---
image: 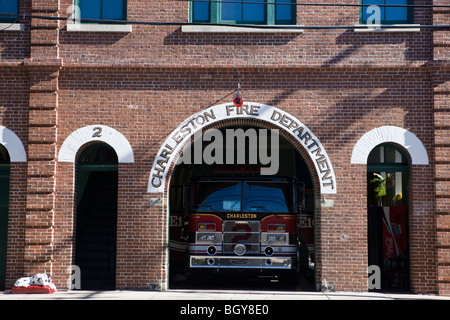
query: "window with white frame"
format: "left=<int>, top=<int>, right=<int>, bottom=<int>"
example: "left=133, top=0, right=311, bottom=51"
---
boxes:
left=191, top=0, right=296, bottom=25
left=75, top=0, right=126, bottom=21
left=360, top=0, right=413, bottom=24
left=0, top=0, right=19, bottom=23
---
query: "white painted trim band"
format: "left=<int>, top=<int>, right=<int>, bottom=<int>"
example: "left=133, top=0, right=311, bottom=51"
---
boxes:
left=0, top=23, right=25, bottom=31
left=67, top=23, right=132, bottom=33
left=353, top=24, right=421, bottom=32
left=181, top=25, right=304, bottom=33
left=351, top=126, right=429, bottom=165
left=0, top=126, right=26, bottom=162
left=58, top=125, right=134, bottom=163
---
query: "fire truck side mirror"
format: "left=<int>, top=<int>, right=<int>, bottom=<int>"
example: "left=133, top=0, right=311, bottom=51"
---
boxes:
left=183, top=184, right=189, bottom=210
left=297, top=181, right=305, bottom=212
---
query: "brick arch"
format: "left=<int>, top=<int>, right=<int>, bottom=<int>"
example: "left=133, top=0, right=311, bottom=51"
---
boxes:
left=58, top=125, right=134, bottom=163
left=148, top=102, right=337, bottom=195
left=351, top=126, right=429, bottom=165
left=0, top=126, right=26, bottom=162
left=159, top=104, right=329, bottom=291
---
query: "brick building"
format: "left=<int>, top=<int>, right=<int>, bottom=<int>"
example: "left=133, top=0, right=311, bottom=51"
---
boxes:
left=0, top=0, right=449, bottom=294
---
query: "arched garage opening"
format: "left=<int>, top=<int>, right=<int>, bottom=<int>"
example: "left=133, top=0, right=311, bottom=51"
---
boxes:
left=148, top=102, right=337, bottom=291
left=167, top=121, right=316, bottom=290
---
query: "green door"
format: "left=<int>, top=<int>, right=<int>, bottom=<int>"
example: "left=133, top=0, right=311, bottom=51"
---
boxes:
left=367, top=144, right=410, bottom=291
left=75, top=143, right=118, bottom=290
left=0, top=146, right=10, bottom=290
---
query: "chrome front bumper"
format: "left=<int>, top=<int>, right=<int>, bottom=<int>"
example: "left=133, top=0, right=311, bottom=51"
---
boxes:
left=189, top=255, right=293, bottom=269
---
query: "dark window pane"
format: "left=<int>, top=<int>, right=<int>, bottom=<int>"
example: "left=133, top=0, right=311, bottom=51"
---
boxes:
left=103, top=0, right=125, bottom=20
left=368, top=145, right=406, bottom=164
left=384, top=145, right=406, bottom=164
left=367, top=146, right=382, bottom=163
left=80, top=0, right=101, bottom=19
left=276, top=0, right=292, bottom=23
left=222, top=0, right=242, bottom=21
left=385, top=0, right=407, bottom=21
left=243, top=0, right=264, bottom=22
left=0, top=0, right=18, bottom=22
left=0, top=0, right=18, bottom=14
left=193, top=1, right=210, bottom=21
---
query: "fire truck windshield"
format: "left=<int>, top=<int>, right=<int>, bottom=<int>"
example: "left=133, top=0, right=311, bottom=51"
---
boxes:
left=191, top=180, right=293, bottom=213
left=243, top=182, right=290, bottom=212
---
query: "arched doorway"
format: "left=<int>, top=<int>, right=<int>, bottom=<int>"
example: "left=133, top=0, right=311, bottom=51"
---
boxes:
left=0, top=145, right=10, bottom=290
left=168, top=123, right=316, bottom=290
left=367, top=144, right=410, bottom=291
left=148, top=102, right=337, bottom=291
left=74, top=142, right=118, bottom=290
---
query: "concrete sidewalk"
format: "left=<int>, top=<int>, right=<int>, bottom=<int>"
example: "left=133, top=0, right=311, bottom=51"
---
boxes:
left=1, top=289, right=449, bottom=300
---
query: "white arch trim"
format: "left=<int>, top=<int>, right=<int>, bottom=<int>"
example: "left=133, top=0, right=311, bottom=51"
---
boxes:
left=351, top=126, right=429, bottom=165
left=58, top=125, right=134, bottom=163
left=148, top=102, right=337, bottom=194
left=0, top=126, right=26, bottom=162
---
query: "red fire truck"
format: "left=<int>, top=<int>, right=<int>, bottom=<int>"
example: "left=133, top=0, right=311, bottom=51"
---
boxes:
left=187, top=176, right=304, bottom=277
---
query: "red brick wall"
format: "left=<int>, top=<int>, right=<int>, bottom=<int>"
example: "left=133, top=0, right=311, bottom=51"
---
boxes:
left=0, top=0, right=447, bottom=294
left=54, top=68, right=436, bottom=292
left=433, top=0, right=450, bottom=296
left=4, top=163, right=27, bottom=287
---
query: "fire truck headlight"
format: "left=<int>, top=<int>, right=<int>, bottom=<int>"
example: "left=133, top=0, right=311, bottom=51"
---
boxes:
left=197, top=233, right=216, bottom=242
left=268, top=224, right=285, bottom=232
left=267, top=234, right=286, bottom=243
left=198, top=223, right=216, bottom=231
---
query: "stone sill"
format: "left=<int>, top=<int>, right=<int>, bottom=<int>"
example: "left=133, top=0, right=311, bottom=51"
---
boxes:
left=181, top=25, right=304, bottom=33
left=66, top=23, right=132, bottom=33
left=0, top=23, right=25, bottom=31
left=353, top=24, right=421, bottom=32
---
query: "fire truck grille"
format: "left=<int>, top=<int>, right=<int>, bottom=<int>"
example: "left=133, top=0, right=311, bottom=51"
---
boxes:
left=223, top=221, right=260, bottom=255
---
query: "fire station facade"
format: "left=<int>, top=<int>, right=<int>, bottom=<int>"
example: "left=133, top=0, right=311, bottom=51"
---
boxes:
left=0, top=0, right=449, bottom=294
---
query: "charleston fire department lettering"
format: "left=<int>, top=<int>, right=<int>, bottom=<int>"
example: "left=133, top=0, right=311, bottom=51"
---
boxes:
left=149, top=102, right=337, bottom=194
left=270, top=110, right=334, bottom=190
left=150, top=110, right=216, bottom=188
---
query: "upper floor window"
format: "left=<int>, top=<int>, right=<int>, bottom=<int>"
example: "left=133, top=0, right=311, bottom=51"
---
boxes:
left=360, top=0, right=413, bottom=24
left=76, top=0, right=126, bottom=21
left=191, top=0, right=296, bottom=25
left=0, top=0, right=19, bottom=23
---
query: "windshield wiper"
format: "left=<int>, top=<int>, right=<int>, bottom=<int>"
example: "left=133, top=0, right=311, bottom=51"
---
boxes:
left=246, top=205, right=269, bottom=211
left=197, top=204, right=216, bottom=211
